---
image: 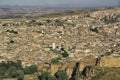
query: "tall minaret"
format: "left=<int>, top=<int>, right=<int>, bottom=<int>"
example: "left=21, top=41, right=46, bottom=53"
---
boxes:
left=52, top=43, right=56, bottom=49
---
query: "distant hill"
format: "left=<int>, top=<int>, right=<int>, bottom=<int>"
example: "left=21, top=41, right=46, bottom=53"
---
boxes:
left=0, top=4, right=119, bottom=9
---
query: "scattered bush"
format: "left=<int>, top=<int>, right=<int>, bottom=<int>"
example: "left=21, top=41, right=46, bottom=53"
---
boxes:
left=90, top=27, right=98, bottom=33
left=0, top=61, right=36, bottom=80
left=55, top=70, right=68, bottom=80
left=50, top=49, right=61, bottom=54
left=2, top=23, right=8, bottom=26
left=51, top=58, right=59, bottom=64
left=0, top=67, right=7, bottom=79
left=6, top=30, right=18, bottom=34
left=24, top=65, right=38, bottom=74
left=54, top=19, right=63, bottom=26
left=0, top=61, right=23, bottom=79
left=0, top=61, right=22, bottom=69
left=38, top=72, right=57, bottom=80
left=103, top=16, right=118, bottom=24
left=16, top=70, right=24, bottom=80
left=36, top=22, right=43, bottom=26
left=0, top=62, right=7, bottom=69
left=8, top=66, right=17, bottom=78
left=62, top=51, right=69, bottom=57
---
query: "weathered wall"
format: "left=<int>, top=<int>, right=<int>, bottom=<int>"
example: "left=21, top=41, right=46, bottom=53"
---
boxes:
left=79, top=57, right=97, bottom=71
left=100, top=57, right=120, bottom=67
left=37, top=58, right=97, bottom=78
left=29, top=56, right=120, bottom=78
left=37, top=61, right=77, bottom=78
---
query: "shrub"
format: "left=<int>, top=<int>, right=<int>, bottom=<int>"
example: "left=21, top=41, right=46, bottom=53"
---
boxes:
left=2, top=23, right=8, bottom=26
left=24, top=65, right=38, bottom=74
left=47, top=76, right=57, bottom=80
left=62, top=51, right=69, bottom=57
left=55, top=70, right=68, bottom=80
left=16, top=70, right=24, bottom=80
left=38, top=72, right=49, bottom=80
left=90, top=27, right=98, bottom=33
left=0, top=61, right=23, bottom=79
left=54, top=19, right=63, bottom=26
left=0, top=62, right=7, bottom=69
left=9, top=40, right=15, bottom=44
left=5, top=61, right=22, bottom=69
left=69, top=45, right=76, bottom=51
left=38, top=72, right=57, bottom=80
left=51, top=58, right=59, bottom=64
left=0, top=67, right=7, bottom=79
left=6, top=30, right=18, bottom=34
left=50, top=49, right=61, bottom=54
left=36, top=22, right=43, bottom=26
left=7, top=66, right=17, bottom=78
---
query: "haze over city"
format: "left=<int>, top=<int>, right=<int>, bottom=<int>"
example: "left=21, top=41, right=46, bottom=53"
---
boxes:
left=0, top=0, right=119, bottom=8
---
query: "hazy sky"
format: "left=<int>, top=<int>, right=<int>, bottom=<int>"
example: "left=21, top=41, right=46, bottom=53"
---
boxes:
left=0, top=0, right=119, bottom=7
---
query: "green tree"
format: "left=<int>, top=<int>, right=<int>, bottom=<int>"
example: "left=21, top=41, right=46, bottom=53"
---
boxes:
left=38, top=72, right=57, bottom=80
left=51, top=58, right=59, bottom=64
left=48, top=76, right=57, bottom=80
left=55, top=70, right=68, bottom=80
left=62, top=51, right=69, bottom=57
left=24, top=65, right=38, bottom=74
left=0, top=67, right=7, bottom=79
left=0, top=61, right=7, bottom=69
left=16, top=70, right=24, bottom=80
left=7, top=66, right=17, bottom=78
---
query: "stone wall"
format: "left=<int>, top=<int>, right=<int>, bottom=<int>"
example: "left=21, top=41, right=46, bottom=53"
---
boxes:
left=37, top=61, right=77, bottom=78
left=100, top=57, right=120, bottom=67
left=24, top=56, right=120, bottom=79
left=37, top=58, right=97, bottom=78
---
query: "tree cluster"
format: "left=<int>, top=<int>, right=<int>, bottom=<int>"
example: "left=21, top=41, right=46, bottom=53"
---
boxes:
left=0, top=61, right=38, bottom=80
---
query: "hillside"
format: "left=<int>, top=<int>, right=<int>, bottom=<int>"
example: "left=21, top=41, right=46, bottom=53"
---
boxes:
left=0, top=7, right=120, bottom=80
